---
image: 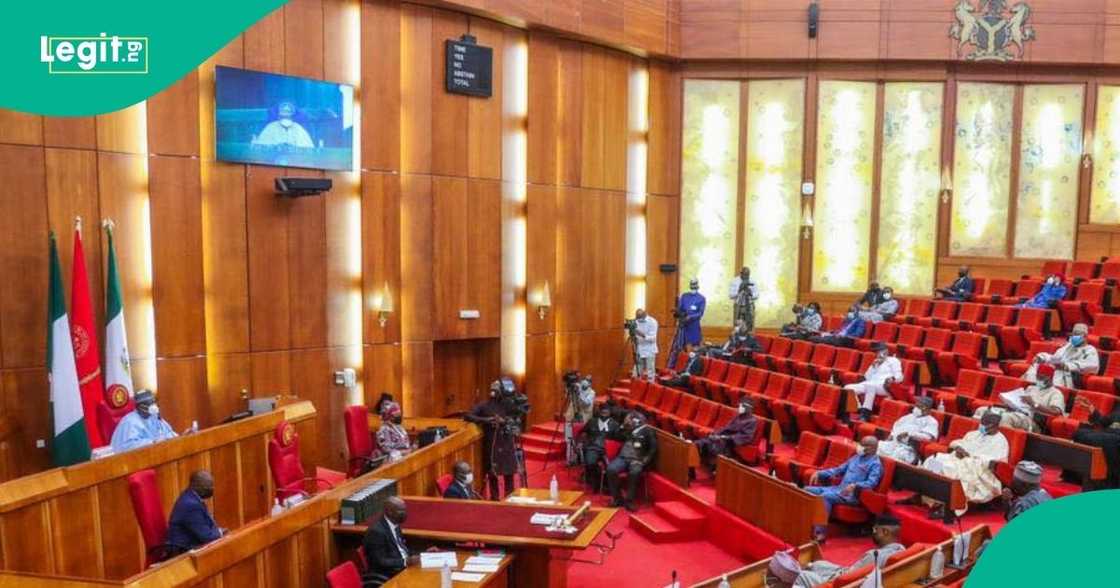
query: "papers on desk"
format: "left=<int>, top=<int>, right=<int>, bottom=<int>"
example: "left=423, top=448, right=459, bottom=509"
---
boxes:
left=506, top=495, right=555, bottom=505
left=451, top=572, right=486, bottom=583
left=999, top=390, right=1031, bottom=414
left=530, top=512, right=567, bottom=526
left=463, top=555, right=503, bottom=573
left=419, top=551, right=458, bottom=569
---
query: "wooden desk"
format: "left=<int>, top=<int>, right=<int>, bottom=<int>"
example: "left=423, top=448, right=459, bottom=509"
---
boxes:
left=506, top=488, right=584, bottom=506
left=383, top=551, right=514, bottom=587
left=653, top=420, right=782, bottom=488
left=890, top=461, right=967, bottom=513
left=715, top=456, right=827, bottom=546
left=690, top=543, right=822, bottom=588
left=0, top=401, right=316, bottom=580
left=836, top=524, right=992, bottom=588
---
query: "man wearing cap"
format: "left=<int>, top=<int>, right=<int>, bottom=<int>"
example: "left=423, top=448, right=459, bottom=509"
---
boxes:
left=678, top=278, right=707, bottom=351
left=878, top=397, right=939, bottom=464
left=844, top=342, right=903, bottom=421
left=805, top=436, right=882, bottom=519
left=1003, top=460, right=1051, bottom=522
left=109, top=389, right=180, bottom=453
left=1022, top=323, right=1099, bottom=389
left=973, top=363, right=1065, bottom=433
left=376, top=401, right=412, bottom=461
left=729, top=267, right=758, bottom=333
left=765, top=515, right=904, bottom=587
left=694, top=398, right=758, bottom=474
left=919, top=411, right=1009, bottom=517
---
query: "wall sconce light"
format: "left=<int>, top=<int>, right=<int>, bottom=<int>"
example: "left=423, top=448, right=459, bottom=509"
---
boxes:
left=1083, top=128, right=1094, bottom=170
left=800, top=201, right=813, bottom=240
left=940, top=166, right=953, bottom=204
left=535, top=281, right=552, bottom=320
left=370, top=281, right=394, bottom=327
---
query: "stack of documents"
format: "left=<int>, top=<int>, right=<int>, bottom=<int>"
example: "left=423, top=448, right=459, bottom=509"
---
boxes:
left=530, top=512, right=567, bottom=526
left=462, top=554, right=504, bottom=574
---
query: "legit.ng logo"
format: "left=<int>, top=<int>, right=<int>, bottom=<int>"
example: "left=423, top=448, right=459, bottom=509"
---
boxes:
left=39, top=33, right=148, bottom=74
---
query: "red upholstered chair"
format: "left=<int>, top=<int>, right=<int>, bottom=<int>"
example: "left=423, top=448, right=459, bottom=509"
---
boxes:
left=711, top=363, right=750, bottom=404
left=617, top=378, right=650, bottom=409
left=1071, top=261, right=1100, bottom=283
left=967, top=374, right=1026, bottom=413
left=854, top=398, right=911, bottom=439
left=970, top=277, right=987, bottom=299
left=343, top=405, right=383, bottom=478
left=770, top=378, right=816, bottom=433
left=832, top=458, right=896, bottom=526
left=799, top=438, right=856, bottom=485
left=975, top=304, right=1018, bottom=335
left=893, top=299, right=932, bottom=324
left=691, top=358, right=728, bottom=399
left=838, top=352, right=876, bottom=385
left=97, top=385, right=135, bottom=445
left=821, top=347, right=861, bottom=382
left=1095, top=260, right=1120, bottom=285
left=1059, top=282, right=1106, bottom=331
left=127, top=469, right=173, bottom=568
left=683, top=399, right=721, bottom=438
left=781, top=340, right=815, bottom=373
left=917, top=301, right=960, bottom=328
left=1088, top=314, right=1120, bottom=350
left=697, top=406, right=738, bottom=439
left=663, top=394, right=699, bottom=432
left=887, top=324, right=925, bottom=357
left=854, top=321, right=899, bottom=351
left=435, top=473, right=454, bottom=496
left=921, top=415, right=977, bottom=458
left=998, top=308, right=1049, bottom=358
left=326, top=561, right=363, bottom=588
left=1039, top=260, right=1067, bottom=278
left=827, top=543, right=929, bottom=587
left=953, top=303, right=987, bottom=332
left=1086, top=351, right=1120, bottom=394
left=1050, top=390, right=1117, bottom=439
left=754, top=333, right=775, bottom=353
left=752, top=373, right=792, bottom=418
left=268, top=421, right=346, bottom=502
left=795, top=383, right=843, bottom=435
left=905, top=328, right=951, bottom=362
left=771, top=431, right=829, bottom=483
left=1003, top=340, right=1062, bottom=378
left=934, top=332, right=985, bottom=386
left=993, top=426, right=1028, bottom=486
left=647, top=387, right=683, bottom=426
left=1011, top=278, right=1044, bottom=303
left=973, top=278, right=1014, bottom=304
left=638, top=384, right=664, bottom=412
left=934, top=369, right=991, bottom=415
left=759, top=338, right=794, bottom=371
left=794, top=344, right=836, bottom=380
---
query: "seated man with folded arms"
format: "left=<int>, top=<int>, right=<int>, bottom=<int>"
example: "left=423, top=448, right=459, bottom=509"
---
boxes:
left=805, top=437, right=882, bottom=524
left=694, top=398, right=758, bottom=474
left=166, top=470, right=227, bottom=557
left=579, top=403, right=621, bottom=493
left=973, top=363, right=1064, bottom=433
left=110, top=389, right=185, bottom=453
left=765, top=515, right=904, bottom=588
left=878, top=396, right=939, bottom=465
left=1072, top=398, right=1120, bottom=489
left=1023, top=323, right=1099, bottom=388
left=915, top=411, right=1009, bottom=520
left=844, top=342, right=903, bottom=422
left=856, top=287, right=899, bottom=323
left=1003, top=460, right=1051, bottom=522
left=935, top=265, right=975, bottom=301
left=1017, top=273, right=1067, bottom=309
left=809, top=310, right=866, bottom=349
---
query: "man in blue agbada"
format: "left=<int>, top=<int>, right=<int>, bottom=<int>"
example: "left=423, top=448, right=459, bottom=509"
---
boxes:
left=805, top=436, right=882, bottom=522
left=1018, top=273, right=1067, bottom=309
left=677, top=278, right=707, bottom=350
left=110, top=389, right=180, bottom=453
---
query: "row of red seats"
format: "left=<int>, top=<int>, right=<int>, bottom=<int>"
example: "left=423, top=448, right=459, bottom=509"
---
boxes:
left=903, top=286, right=1106, bottom=333
left=1003, top=340, right=1120, bottom=394
left=1035, top=258, right=1120, bottom=285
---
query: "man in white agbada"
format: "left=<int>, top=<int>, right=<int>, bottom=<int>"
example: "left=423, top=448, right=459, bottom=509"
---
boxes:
left=878, top=396, right=939, bottom=464
left=764, top=515, right=904, bottom=588
left=973, top=363, right=1065, bottom=433
left=846, top=341, right=903, bottom=421
left=252, top=101, right=314, bottom=148
left=1021, top=323, right=1099, bottom=389
left=632, top=309, right=658, bottom=382
left=920, top=412, right=1009, bottom=516
left=110, top=389, right=180, bottom=454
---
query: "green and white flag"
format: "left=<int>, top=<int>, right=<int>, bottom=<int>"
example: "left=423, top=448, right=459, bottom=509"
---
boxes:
left=103, top=221, right=132, bottom=408
left=49, top=233, right=91, bottom=466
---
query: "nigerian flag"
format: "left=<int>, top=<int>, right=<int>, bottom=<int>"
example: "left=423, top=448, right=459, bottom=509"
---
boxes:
left=49, top=234, right=91, bottom=466
left=103, top=223, right=133, bottom=409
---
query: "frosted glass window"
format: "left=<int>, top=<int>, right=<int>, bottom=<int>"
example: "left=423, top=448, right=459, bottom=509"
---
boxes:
left=950, top=83, right=1014, bottom=256
left=877, top=83, right=942, bottom=295
left=680, top=80, right=740, bottom=326
left=812, top=81, right=876, bottom=292
left=1091, top=86, right=1120, bottom=224
left=743, top=79, right=804, bottom=327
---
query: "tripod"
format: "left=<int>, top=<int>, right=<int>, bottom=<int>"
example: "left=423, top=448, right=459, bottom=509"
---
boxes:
left=613, top=330, right=641, bottom=383
left=666, top=316, right=686, bottom=370
left=538, top=384, right=580, bottom=474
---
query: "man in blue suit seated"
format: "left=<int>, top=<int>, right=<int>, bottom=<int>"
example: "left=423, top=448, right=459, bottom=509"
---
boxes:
left=804, top=436, right=882, bottom=537
left=442, top=461, right=479, bottom=499
left=167, top=470, right=226, bottom=555
left=809, top=311, right=866, bottom=348
left=1018, top=273, right=1067, bottom=309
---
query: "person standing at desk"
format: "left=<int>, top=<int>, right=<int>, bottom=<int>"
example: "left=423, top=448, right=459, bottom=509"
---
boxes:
left=362, top=497, right=417, bottom=584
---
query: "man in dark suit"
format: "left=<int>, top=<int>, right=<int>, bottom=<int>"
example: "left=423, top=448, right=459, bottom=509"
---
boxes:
left=166, top=470, right=226, bottom=556
left=606, top=412, right=657, bottom=511
left=579, top=403, right=621, bottom=493
left=442, top=461, right=479, bottom=499
left=936, top=265, right=975, bottom=301
left=362, top=496, right=417, bottom=583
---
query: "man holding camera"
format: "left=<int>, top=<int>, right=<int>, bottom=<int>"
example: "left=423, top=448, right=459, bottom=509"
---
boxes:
left=630, top=309, right=659, bottom=382
left=465, top=377, right=528, bottom=499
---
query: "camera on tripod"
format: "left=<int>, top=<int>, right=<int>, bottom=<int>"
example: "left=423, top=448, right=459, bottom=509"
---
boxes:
left=492, top=377, right=530, bottom=433
left=623, top=318, right=638, bottom=337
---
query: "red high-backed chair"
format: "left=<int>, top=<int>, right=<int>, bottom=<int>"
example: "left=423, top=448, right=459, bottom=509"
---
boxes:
left=770, top=378, right=816, bottom=433
left=975, top=305, right=1018, bottom=335
left=934, top=332, right=985, bottom=385
left=771, top=431, right=829, bottom=483
left=921, top=415, right=978, bottom=458
left=953, top=303, right=987, bottom=331
left=934, top=369, right=991, bottom=415
left=974, top=279, right=1014, bottom=304
left=1059, top=282, right=1106, bottom=331
left=998, top=308, right=1049, bottom=358
left=794, top=344, right=836, bottom=380
left=822, top=348, right=861, bottom=382
left=97, top=385, right=135, bottom=445
left=838, top=352, right=876, bottom=385
left=1095, top=260, right=1120, bottom=285
left=1088, top=314, right=1120, bottom=350
left=436, top=473, right=454, bottom=496
left=711, top=363, right=750, bottom=404
left=326, top=561, right=363, bottom=588
left=905, top=328, right=952, bottom=363
left=832, top=459, right=896, bottom=526
left=799, top=438, right=856, bottom=485
left=855, top=321, right=899, bottom=351
left=795, top=383, right=843, bottom=435
left=343, top=405, right=383, bottom=478
left=733, top=418, right=770, bottom=466
left=752, top=373, right=792, bottom=418
left=1086, top=351, right=1120, bottom=394
left=663, top=394, right=700, bottom=431
left=1070, top=260, right=1100, bottom=283
left=1049, top=391, right=1117, bottom=439
left=702, top=405, right=739, bottom=438
left=893, top=299, right=932, bottom=324
left=690, top=358, right=727, bottom=399
left=917, top=301, right=960, bottom=327
left=854, top=399, right=910, bottom=439
left=268, top=421, right=346, bottom=502
left=616, top=378, right=648, bottom=408
left=647, top=387, right=683, bottom=427
left=127, top=469, right=174, bottom=568
left=993, top=426, right=1028, bottom=486
left=1039, top=260, right=1067, bottom=278
left=759, top=338, right=794, bottom=371
left=784, top=340, right=815, bottom=371
left=967, top=375, right=1025, bottom=413
left=683, top=399, right=721, bottom=438
left=970, top=277, right=987, bottom=299
left=887, top=324, right=925, bottom=357
left=1011, top=279, right=1044, bottom=303
left=1003, top=340, right=1062, bottom=378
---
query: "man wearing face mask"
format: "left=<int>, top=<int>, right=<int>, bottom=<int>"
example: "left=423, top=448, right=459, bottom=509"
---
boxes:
left=109, top=389, right=181, bottom=454
left=166, top=470, right=226, bottom=556
left=443, top=461, right=480, bottom=500
left=877, top=396, right=939, bottom=464
left=729, top=267, right=759, bottom=333
left=844, top=342, right=903, bottom=421
left=606, top=412, right=657, bottom=511
left=362, top=496, right=418, bottom=583
left=765, top=515, right=903, bottom=587
left=252, top=100, right=315, bottom=148
left=376, top=401, right=412, bottom=461
left=464, top=380, right=523, bottom=499
left=723, top=319, right=763, bottom=357
left=632, top=309, right=659, bottom=382
left=974, top=363, right=1065, bottom=433
left=579, top=404, right=620, bottom=493
left=662, top=348, right=706, bottom=389
left=694, top=398, right=758, bottom=474
left=856, top=287, right=899, bottom=323
left=805, top=436, right=882, bottom=521
left=781, top=303, right=822, bottom=340
left=858, top=281, right=885, bottom=308
left=936, top=266, right=975, bottom=301
left=1022, top=323, right=1099, bottom=389
left=1018, top=273, right=1068, bottom=309
left=678, top=279, right=707, bottom=351
left=919, top=411, right=1009, bottom=517
left=809, top=310, right=866, bottom=348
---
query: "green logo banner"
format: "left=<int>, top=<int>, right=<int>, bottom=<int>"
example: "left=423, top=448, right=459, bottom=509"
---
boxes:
left=2, top=0, right=288, bottom=115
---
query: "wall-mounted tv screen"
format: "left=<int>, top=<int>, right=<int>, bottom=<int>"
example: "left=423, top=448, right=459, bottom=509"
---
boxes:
left=215, top=66, right=354, bottom=171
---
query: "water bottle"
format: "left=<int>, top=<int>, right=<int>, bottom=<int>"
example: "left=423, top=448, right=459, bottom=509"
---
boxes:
left=440, top=561, right=452, bottom=588
left=937, top=398, right=946, bottom=413
left=270, top=498, right=283, bottom=517
left=549, top=474, right=560, bottom=502
left=191, top=420, right=199, bottom=433
left=929, top=548, right=945, bottom=579
left=717, top=574, right=731, bottom=588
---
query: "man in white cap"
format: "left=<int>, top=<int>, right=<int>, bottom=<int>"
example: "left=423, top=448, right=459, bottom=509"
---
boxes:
left=765, top=515, right=904, bottom=587
left=1022, top=323, right=1099, bottom=389
left=845, top=341, right=903, bottom=421
left=631, top=309, right=658, bottom=382
left=109, top=389, right=180, bottom=453
left=1003, top=460, right=1051, bottom=522
left=877, top=396, right=939, bottom=464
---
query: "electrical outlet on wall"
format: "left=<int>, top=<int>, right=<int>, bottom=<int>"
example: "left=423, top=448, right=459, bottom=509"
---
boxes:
left=334, top=368, right=356, bottom=388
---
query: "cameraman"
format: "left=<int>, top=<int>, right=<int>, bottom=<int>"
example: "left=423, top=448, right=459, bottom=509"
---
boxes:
left=562, top=373, right=596, bottom=424
left=631, top=309, right=659, bottom=381
left=464, top=378, right=527, bottom=499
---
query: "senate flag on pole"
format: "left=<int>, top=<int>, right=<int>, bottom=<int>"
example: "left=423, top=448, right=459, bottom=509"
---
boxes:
left=69, top=219, right=106, bottom=447
left=49, top=234, right=92, bottom=466
left=103, top=221, right=133, bottom=413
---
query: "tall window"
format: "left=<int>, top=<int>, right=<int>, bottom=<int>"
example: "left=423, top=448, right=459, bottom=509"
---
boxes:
left=950, top=83, right=1015, bottom=257
left=1091, top=85, right=1120, bottom=224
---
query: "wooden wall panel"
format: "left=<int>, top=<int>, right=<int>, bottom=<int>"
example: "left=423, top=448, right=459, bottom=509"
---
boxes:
left=362, top=0, right=402, bottom=172
left=362, top=172, right=403, bottom=345
left=243, top=6, right=286, bottom=72
left=401, top=4, right=435, bottom=174
left=524, top=333, right=557, bottom=425
left=287, top=184, right=329, bottom=350
left=430, top=10, right=472, bottom=177
left=246, top=166, right=292, bottom=351
left=206, top=353, right=253, bottom=427
left=42, top=117, right=96, bottom=150
left=467, top=17, right=506, bottom=180
left=285, top=0, right=325, bottom=79
left=146, top=71, right=201, bottom=157
left=43, top=148, right=102, bottom=328
left=201, top=162, right=250, bottom=355
left=364, top=343, right=403, bottom=404
left=645, top=193, right=679, bottom=322
left=647, top=61, right=681, bottom=197
left=580, top=47, right=629, bottom=191
left=156, top=357, right=209, bottom=431
left=0, top=111, right=42, bottom=146
left=527, top=33, right=560, bottom=185
left=526, top=184, right=558, bottom=336
left=98, top=477, right=144, bottom=578
left=149, top=156, right=206, bottom=357
left=402, top=341, right=435, bottom=416
left=400, top=174, right=434, bottom=342
left=0, top=369, right=50, bottom=476
left=0, top=145, right=49, bottom=369
left=95, top=103, right=146, bottom=155
left=433, top=339, right=501, bottom=415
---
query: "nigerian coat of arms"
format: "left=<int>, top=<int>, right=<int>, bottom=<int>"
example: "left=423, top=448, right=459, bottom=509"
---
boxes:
left=950, top=0, right=1036, bottom=62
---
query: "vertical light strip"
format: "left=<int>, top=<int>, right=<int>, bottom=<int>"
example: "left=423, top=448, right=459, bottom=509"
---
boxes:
left=132, top=101, right=158, bottom=391
left=501, top=32, right=529, bottom=377
left=626, top=63, right=649, bottom=314
left=1091, top=86, right=1120, bottom=223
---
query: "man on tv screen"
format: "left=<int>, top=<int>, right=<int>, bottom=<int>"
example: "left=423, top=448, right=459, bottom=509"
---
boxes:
left=252, top=100, right=314, bottom=148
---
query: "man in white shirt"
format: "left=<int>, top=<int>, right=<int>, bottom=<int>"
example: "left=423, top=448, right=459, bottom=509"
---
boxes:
left=252, top=101, right=314, bottom=148
left=632, top=309, right=659, bottom=382
left=845, top=342, right=904, bottom=420
left=878, top=396, right=940, bottom=464
left=1022, top=323, right=1099, bottom=389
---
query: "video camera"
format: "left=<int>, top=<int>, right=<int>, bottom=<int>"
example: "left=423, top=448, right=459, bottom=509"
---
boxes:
left=623, top=318, right=638, bottom=337
left=491, top=377, right=530, bottom=432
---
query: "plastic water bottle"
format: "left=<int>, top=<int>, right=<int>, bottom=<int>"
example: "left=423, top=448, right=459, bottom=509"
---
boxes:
left=549, top=474, right=560, bottom=502
left=937, top=398, right=946, bottom=413
left=440, top=561, right=452, bottom=588
left=929, top=548, right=945, bottom=579
left=717, top=574, right=731, bottom=588
left=270, top=498, right=283, bottom=517
left=191, top=420, right=199, bottom=433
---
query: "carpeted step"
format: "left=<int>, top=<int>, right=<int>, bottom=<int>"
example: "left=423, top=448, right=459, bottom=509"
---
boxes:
left=522, top=444, right=565, bottom=460
left=530, top=422, right=564, bottom=435
left=652, top=501, right=706, bottom=536
left=628, top=511, right=689, bottom=543
left=521, top=431, right=565, bottom=449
